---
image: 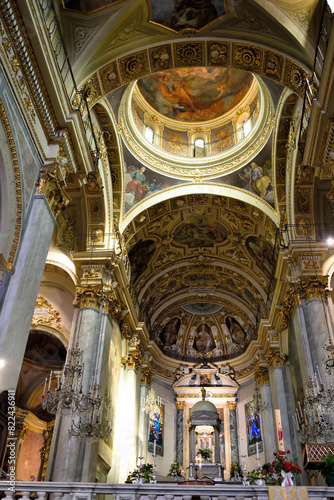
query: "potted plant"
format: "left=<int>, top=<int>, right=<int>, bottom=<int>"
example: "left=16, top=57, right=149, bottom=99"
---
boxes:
left=197, top=447, right=213, bottom=462
left=320, top=451, right=334, bottom=486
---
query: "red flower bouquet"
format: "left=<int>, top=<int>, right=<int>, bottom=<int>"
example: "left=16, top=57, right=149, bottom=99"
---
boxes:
left=271, top=450, right=302, bottom=484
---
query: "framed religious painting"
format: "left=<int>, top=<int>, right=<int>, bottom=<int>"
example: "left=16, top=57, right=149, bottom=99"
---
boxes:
left=245, top=401, right=263, bottom=456
left=148, top=403, right=164, bottom=456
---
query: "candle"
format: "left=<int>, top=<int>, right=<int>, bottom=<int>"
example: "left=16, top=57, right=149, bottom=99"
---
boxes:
left=140, top=440, right=142, bottom=458
left=43, top=377, right=47, bottom=397
left=241, top=439, right=245, bottom=457
left=256, top=442, right=259, bottom=459
left=48, top=371, right=52, bottom=391
left=153, top=439, right=156, bottom=456
left=57, top=371, right=60, bottom=389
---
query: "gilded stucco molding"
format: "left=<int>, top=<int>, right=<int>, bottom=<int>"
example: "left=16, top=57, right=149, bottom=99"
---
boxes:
left=227, top=401, right=237, bottom=410
left=0, top=98, right=22, bottom=267
left=175, top=401, right=185, bottom=410
left=255, top=366, right=269, bottom=387
left=141, top=353, right=154, bottom=387
left=301, top=276, right=328, bottom=301
left=265, top=347, right=286, bottom=367
left=31, top=296, right=62, bottom=332
left=122, top=335, right=142, bottom=371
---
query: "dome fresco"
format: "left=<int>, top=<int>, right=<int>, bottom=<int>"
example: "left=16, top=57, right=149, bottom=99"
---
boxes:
left=136, top=67, right=254, bottom=122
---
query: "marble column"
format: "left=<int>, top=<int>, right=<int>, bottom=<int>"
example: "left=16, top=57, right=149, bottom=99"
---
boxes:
left=175, top=401, right=185, bottom=466
left=267, top=351, right=297, bottom=459
left=0, top=195, right=56, bottom=392
left=227, top=401, right=238, bottom=465
left=303, top=285, right=332, bottom=388
left=255, top=367, right=275, bottom=463
left=110, top=335, right=142, bottom=483
left=49, top=283, right=115, bottom=483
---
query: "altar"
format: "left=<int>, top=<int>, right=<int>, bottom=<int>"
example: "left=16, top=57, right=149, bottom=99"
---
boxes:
left=188, top=462, right=224, bottom=482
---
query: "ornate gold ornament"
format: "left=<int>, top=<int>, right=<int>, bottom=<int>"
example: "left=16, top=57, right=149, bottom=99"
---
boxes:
left=122, top=335, right=142, bottom=371
left=208, top=42, right=228, bottom=66
left=0, top=98, right=22, bottom=268
left=150, top=46, right=172, bottom=71
left=234, top=45, right=261, bottom=71
left=265, top=347, right=285, bottom=367
left=227, top=401, right=237, bottom=410
left=40, top=422, right=54, bottom=481
left=301, top=277, right=328, bottom=301
left=173, top=42, right=204, bottom=66
left=175, top=401, right=185, bottom=410
left=255, top=366, right=269, bottom=387
left=119, top=50, right=149, bottom=84
left=276, top=289, right=298, bottom=330
left=32, top=296, right=62, bottom=331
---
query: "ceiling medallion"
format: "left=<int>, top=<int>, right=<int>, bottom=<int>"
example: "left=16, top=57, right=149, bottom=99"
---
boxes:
left=119, top=74, right=273, bottom=180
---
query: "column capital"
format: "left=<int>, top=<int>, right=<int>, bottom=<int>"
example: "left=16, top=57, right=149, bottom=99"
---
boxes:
left=265, top=347, right=287, bottom=367
left=301, top=276, right=328, bottom=301
left=255, top=366, right=269, bottom=387
left=74, top=284, right=121, bottom=316
left=227, top=401, right=237, bottom=410
left=175, top=401, right=185, bottom=410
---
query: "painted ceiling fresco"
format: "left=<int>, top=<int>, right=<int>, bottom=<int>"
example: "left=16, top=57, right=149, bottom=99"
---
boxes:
left=137, top=68, right=253, bottom=122
left=148, top=0, right=226, bottom=32
left=125, top=194, right=278, bottom=362
left=123, top=139, right=274, bottom=213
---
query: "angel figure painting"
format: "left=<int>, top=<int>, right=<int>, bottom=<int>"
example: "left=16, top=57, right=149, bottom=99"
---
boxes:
left=137, top=68, right=253, bottom=123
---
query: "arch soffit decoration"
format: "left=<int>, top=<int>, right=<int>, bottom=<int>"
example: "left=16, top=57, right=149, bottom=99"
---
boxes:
left=0, top=98, right=21, bottom=269
left=77, top=40, right=310, bottom=231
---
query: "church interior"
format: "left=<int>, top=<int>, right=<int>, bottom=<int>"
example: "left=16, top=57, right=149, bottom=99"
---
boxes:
left=1, top=0, right=334, bottom=490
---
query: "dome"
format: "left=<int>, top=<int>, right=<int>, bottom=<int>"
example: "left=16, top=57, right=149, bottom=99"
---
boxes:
left=190, top=399, right=218, bottom=415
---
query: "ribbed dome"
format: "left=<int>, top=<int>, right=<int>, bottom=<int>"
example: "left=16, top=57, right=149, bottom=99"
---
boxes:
left=190, top=400, right=218, bottom=414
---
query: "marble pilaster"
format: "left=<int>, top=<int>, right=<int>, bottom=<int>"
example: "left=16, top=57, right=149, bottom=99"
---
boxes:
left=175, top=401, right=185, bottom=466
left=227, top=402, right=238, bottom=465
left=0, top=195, right=56, bottom=392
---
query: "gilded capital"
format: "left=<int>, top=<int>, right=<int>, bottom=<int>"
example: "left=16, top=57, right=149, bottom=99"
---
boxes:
left=255, top=366, right=269, bottom=387
left=301, top=277, right=328, bottom=301
left=227, top=401, right=237, bottom=410
left=175, top=401, right=185, bottom=410
left=265, top=347, right=285, bottom=367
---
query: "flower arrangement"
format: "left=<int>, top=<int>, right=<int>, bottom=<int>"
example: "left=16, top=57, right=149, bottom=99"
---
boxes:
left=245, top=468, right=266, bottom=485
left=197, top=447, right=213, bottom=461
left=270, top=450, right=302, bottom=484
left=230, top=462, right=243, bottom=479
left=167, top=460, right=183, bottom=478
left=127, top=463, right=154, bottom=483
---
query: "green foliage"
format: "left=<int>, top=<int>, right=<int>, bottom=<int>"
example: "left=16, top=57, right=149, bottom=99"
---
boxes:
left=320, top=452, right=334, bottom=477
left=197, top=448, right=213, bottom=460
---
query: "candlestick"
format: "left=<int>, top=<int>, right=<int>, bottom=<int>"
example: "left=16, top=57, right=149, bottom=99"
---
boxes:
left=153, top=439, right=156, bottom=456
left=256, top=441, right=259, bottom=459
left=241, top=438, right=245, bottom=457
